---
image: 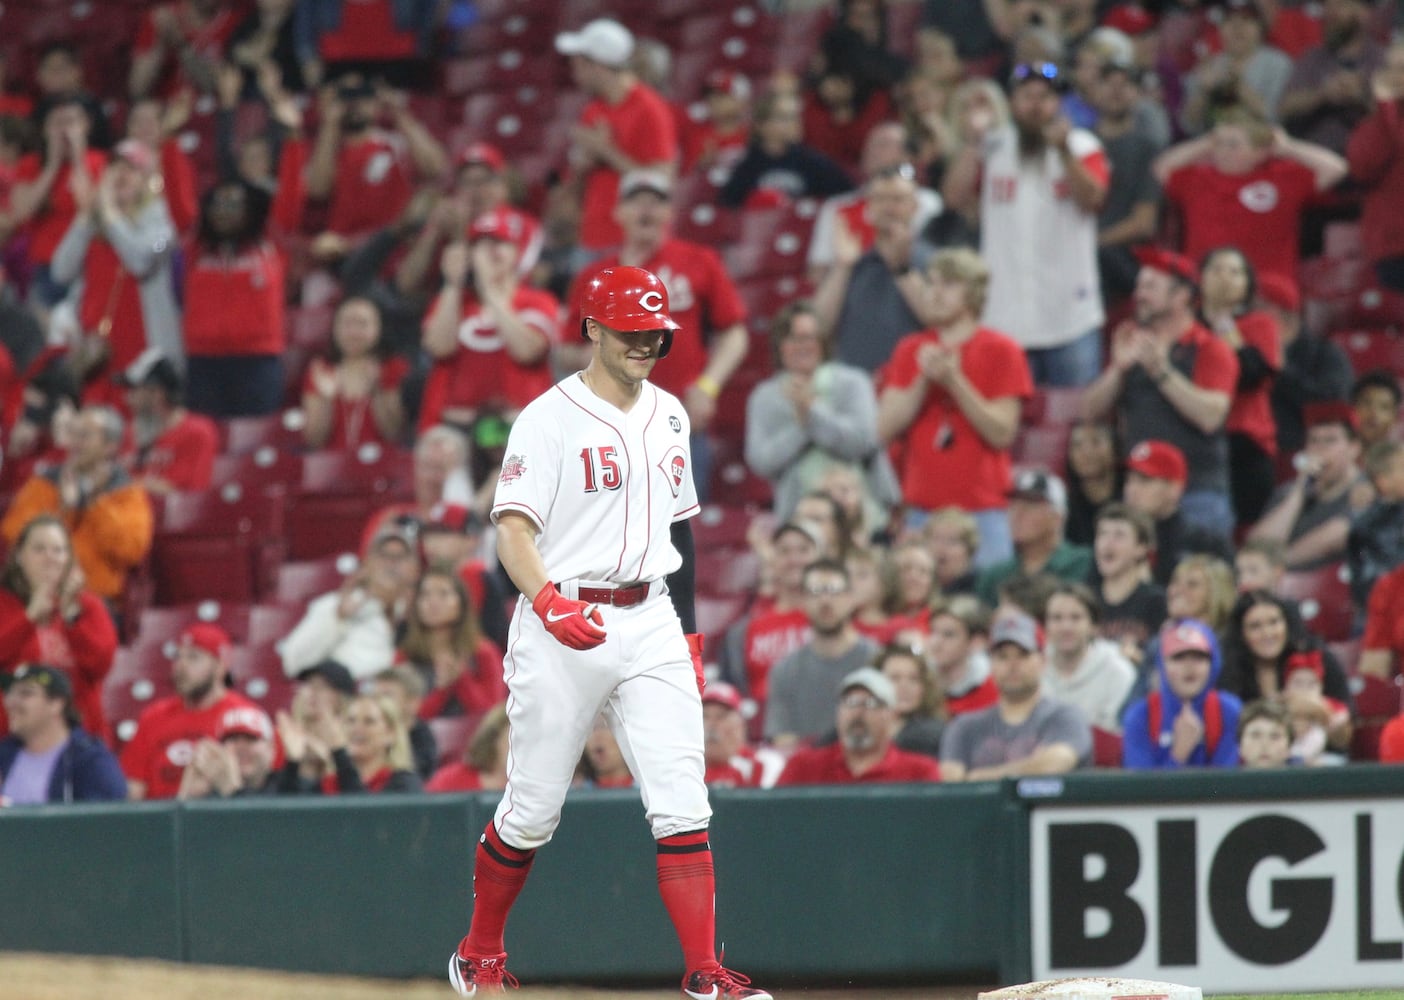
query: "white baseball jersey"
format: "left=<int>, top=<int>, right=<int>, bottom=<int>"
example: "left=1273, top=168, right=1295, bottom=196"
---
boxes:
left=978, top=124, right=1107, bottom=349
left=491, top=373, right=701, bottom=584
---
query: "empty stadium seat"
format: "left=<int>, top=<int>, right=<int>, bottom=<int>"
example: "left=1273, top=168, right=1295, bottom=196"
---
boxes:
left=273, top=555, right=360, bottom=610
left=137, top=602, right=252, bottom=647
left=247, top=603, right=305, bottom=650
left=1012, top=426, right=1070, bottom=473
left=1277, top=562, right=1354, bottom=642
left=696, top=595, right=749, bottom=643
left=692, top=504, right=760, bottom=551
left=211, top=449, right=303, bottom=498
left=1328, top=329, right=1404, bottom=377
left=222, top=411, right=309, bottom=456
left=429, top=713, right=488, bottom=768
left=230, top=645, right=298, bottom=716
left=104, top=646, right=176, bottom=746
left=1348, top=674, right=1404, bottom=761
left=287, top=447, right=415, bottom=560
left=152, top=488, right=287, bottom=605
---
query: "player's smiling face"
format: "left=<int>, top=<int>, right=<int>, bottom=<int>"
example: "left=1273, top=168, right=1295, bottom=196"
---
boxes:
left=592, top=321, right=665, bottom=388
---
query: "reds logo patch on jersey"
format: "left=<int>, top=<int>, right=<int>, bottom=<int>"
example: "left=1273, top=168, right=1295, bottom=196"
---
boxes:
left=658, top=445, right=687, bottom=498
left=500, top=454, right=527, bottom=484
left=1238, top=180, right=1280, bottom=213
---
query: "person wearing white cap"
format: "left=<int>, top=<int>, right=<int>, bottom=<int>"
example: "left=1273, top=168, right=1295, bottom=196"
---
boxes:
left=554, top=17, right=679, bottom=250
left=975, top=469, right=1094, bottom=606
left=775, top=665, right=942, bottom=785
left=939, top=609, right=1093, bottom=781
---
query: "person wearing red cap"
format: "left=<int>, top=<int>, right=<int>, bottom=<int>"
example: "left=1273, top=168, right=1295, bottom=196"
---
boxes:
left=396, top=142, right=543, bottom=298
left=1248, top=400, right=1374, bottom=569
left=701, top=682, right=766, bottom=788
left=1281, top=648, right=1353, bottom=763
left=1120, top=618, right=1242, bottom=769
left=682, top=70, right=753, bottom=173
left=418, top=208, right=562, bottom=443
left=1152, top=106, right=1347, bottom=285
left=120, top=624, right=262, bottom=800
left=1122, top=439, right=1235, bottom=586
left=1082, top=245, right=1240, bottom=539
left=448, top=264, right=771, bottom=1000
left=1346, top=38, right=1404, bottom=293
left=555, top=17, right=679, bottom=251
left=1264, top=272, right=1355, bottom=459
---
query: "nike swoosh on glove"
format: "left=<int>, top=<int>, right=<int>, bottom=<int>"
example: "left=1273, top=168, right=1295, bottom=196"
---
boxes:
left=685, top=633, right=705, bottom=695
left=532, top=582, right=607, bottom=650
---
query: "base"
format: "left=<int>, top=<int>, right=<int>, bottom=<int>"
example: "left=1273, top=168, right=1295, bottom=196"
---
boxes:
left=979, top=977, right=1203, bottom=1000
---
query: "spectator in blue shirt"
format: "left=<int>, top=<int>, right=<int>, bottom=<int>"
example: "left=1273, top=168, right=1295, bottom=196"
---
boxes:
left=1121, top=619, right=1242, bottom=769
left=0, top=664, right=126, bottom=804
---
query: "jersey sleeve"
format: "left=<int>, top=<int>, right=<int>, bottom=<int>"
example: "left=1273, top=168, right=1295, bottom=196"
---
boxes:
left=490, top=405, right=561, bottom=532
left=672, top=402, right=700, bottom=522
left=877, top=335, right=923, bottom=392
left=1190, top=334, right=1241, bottom=394
left=1069, top=128, right=1111, bottom=187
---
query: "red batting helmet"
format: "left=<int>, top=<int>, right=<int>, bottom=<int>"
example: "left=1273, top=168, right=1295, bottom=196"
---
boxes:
left=579, top=266, right=681, bottom=358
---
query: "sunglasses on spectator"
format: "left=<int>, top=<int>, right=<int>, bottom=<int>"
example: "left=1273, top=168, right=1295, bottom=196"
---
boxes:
left=1010, top=62, right=1064, bottom=89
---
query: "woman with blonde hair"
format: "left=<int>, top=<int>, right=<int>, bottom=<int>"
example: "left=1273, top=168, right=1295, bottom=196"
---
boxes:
left=51, top=137, right=181, bottom=404
left=322, top=693, right=422, bottom=794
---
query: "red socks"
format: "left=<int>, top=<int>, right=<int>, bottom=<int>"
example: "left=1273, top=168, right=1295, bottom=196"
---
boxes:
left=656, top=829, right=717, bottom=973
left=462, top=823, right=536, bottom=957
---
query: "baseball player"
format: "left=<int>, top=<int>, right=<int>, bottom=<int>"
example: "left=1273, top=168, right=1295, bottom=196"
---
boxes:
left=448, top=266, right=770, bottom=999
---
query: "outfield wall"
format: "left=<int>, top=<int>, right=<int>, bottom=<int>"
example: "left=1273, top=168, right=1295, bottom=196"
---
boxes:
left=2, top=769, right=1402, bottom=989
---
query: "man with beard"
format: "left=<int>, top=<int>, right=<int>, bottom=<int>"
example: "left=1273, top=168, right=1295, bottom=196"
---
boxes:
left=118, top=349, right=218, bottom=494
left=121, top=625, right=262, bottom=800
left=776, top=666, right=942, bottom=785
left=1081, top=248, right=1239, bottom=539
left=764, top=559, right=878, bottom=749
left=1278, top=0, right=1388, bottom=154
left=939, top=609, right=1092, bottom=781
left=943, top=61, right=1109, bottom=386
left=304, top=72, right=449, bottom=245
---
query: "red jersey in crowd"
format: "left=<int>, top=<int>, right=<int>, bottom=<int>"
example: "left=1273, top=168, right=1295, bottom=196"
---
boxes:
left=776, top=741, right=942, bottom=785
left=1164, top=158, right=1318, bottom=285
left=301, top=356, right=410, bottom=450
left=577, top=82, right=678, bottom=250
left=1346, top=98, right=1404, bottom=266
left=878, top=327, right=1033, bottom=512
left=567, top=239, right=747, bottom=399
left=315, top=0, right=421, bottom=62
left=15, top=150, right=108, bottom=265
left=1222, top=310, right=1282, bottom=458
left=120, top=689, right=262, bottom=799
left=417, top=286, right=559, bottom=431
left=704, top=747, right=766, bottom=788
left=128, top=411, right=220, bottom=491
left=183, top=241, right=287, bottom=357
left=426, top=762, right=486, bottom=792
left=0, top=589, right=118, bottom=742
left=327, top=131, right=415, bottom=237
left=742, top=607, right=810, bottom=705
left=415, top=638, right=507, bottom=720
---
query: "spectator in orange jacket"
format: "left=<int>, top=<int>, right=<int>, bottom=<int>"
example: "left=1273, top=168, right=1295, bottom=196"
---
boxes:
left=1, top=405, right=153, bottom=603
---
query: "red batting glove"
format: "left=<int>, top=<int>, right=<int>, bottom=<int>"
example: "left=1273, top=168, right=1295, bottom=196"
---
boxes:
left=685, top=633, right=705, bottom=695
left=532, top=583, right=607, bottom=650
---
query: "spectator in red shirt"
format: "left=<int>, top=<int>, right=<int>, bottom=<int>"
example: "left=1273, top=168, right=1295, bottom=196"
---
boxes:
left=555, top=18, right=679, bottom=251
left=120, top=624, right=262, bottom=799
left=1346, top=40, right=1404, bottom=293
left=301, top=296, right=408, bottom=450
left=182, top=178, right=286, bottom=417
left=1361, top=562, right=1404, bottom=681
left=9, top=96, right=106, bottom=308
left=419, top=210, right=560, bottom=439
left=426, top=703, right=510, bottom=793
left=803, top=67, right=898, bottom=178
left=776, top=666, right=942, bottom=785
left=0, top=515, right=117, bottom=743
left=701, top=682, right=769, bottom=788
left=129, top=0, right=236, bottom=99
left=1152, top=107, right=1348, bottom=285
left=119, top=349, right=218, bottom=494
left=304, top=74, right=448, bottom=247
left=398, top=566, right=506, bottom=720
left=51, top=139, right=183, bottom=401
left=1198, top=246, right=1282, bottom=527
left=877, top=246, right=1033, bottom=565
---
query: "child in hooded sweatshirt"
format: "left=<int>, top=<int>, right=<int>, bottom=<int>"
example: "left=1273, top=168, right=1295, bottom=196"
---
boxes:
left=1121, top=618, right=1244, bottom=768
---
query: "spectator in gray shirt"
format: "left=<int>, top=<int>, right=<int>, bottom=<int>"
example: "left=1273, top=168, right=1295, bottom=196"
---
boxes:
left=765, top=558, right=878, bottom=748
left=940, top=609, right=1092, bottom=780
left=745, top=300, right=897, bottom=523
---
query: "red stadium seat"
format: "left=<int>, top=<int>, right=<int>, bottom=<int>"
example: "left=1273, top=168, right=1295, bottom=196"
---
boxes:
left=152, top=489, right=287, bottom=606
left=230, top=645, right=298, bottom=717
left=696, top=595, right=749, bottom=642
left=247, top=603, right=305, bottom=650
left=735, top=274, right=810, bottom=327
left=136, top=602, right=252, bottom=647
left=104, top=646, right=176, bottom=747
left=222, top=411, right=309, bottom=456
left=1091, top=726, right=1123, bottom=768
left=273, top=555, right=360, bottom=610
left=1277, top=562, right=1354, bottom=642
left=692, top=504, right=760, bottom=551
left=1328, top=329, right=1404, bottom=378
left=1348, top=674, right=1404, bottom=761
left=287, top=304, right=334, bottom=352
left=457, top=5, right=561, bottom=55
left=287, top=447, right=415, bottom=560
left=694, top=547, right=762, bottom=597
left=1345, top=286, right=1404, bottom=332
left=211, top=449, right=303, bottom=498
left=429, top=713, right=488, bottom=768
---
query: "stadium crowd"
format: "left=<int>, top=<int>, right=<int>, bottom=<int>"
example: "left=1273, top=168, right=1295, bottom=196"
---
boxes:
left=3, top=0, right=1404, bottom=805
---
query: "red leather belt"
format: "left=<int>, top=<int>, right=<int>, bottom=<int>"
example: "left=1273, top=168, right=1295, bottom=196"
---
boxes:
left=574, top=582, right=651, bottom=607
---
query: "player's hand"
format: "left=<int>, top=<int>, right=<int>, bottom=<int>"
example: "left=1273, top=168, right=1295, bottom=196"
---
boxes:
left=532, top=582, right=606, bottom=650
left=685, top=633, right=705, bottom=696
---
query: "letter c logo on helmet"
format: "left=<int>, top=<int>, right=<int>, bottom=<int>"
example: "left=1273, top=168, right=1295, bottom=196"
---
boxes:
left=578, top=266, right=681, bottom=358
